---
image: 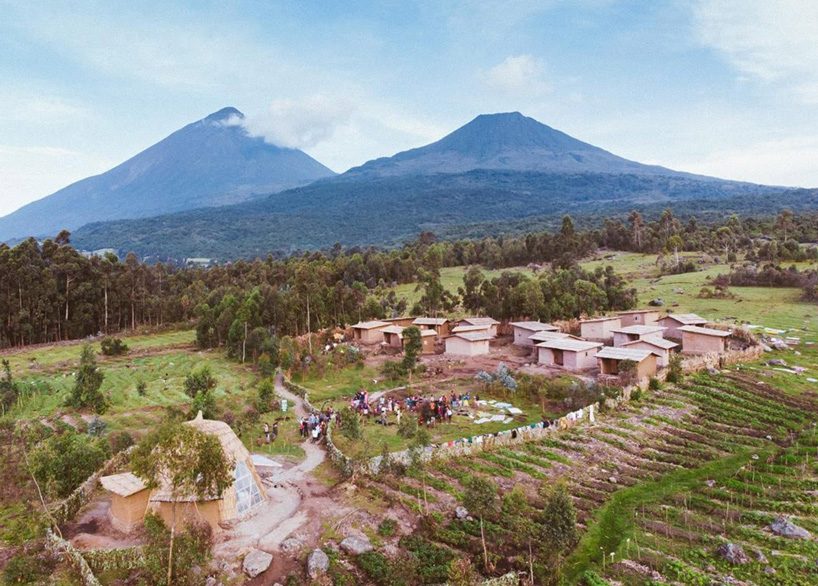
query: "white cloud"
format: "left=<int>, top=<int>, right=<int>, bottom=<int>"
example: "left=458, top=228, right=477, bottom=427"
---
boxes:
left=236, top=95, right=355, bottom=150
left=482, top=54, right=550, bottom=96
left=0, top=90, right=89, bottom=125
left=678, top=136, right=818, bottom=187
left=694, top=1, right=818, bottom=102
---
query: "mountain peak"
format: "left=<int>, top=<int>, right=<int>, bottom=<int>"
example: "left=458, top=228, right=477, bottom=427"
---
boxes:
left=204, top=106, right=244, bottom=122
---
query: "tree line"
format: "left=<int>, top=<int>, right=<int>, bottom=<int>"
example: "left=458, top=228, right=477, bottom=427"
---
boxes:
left=2, top=211, right=815, bottom=350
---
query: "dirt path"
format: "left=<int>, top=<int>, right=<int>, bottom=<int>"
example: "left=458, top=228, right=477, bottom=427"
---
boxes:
left=213, top=374, right=329, bottom=561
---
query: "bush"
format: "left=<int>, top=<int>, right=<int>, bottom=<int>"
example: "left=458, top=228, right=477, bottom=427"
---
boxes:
left=108, top=430, right=134, bottom=453
left=188, top=389, right=216, bottom=419
left=630, top=388, right=642, bottom=402
left=256, top=379, right=275, bottom=413
left=0, top=359, right=19, bottom=413
left=666, top=352, right=684, bottom=384
left=136, top=379, right=147, bottom=396
left=67, top=344, right=108, bottom=414
left=339, top=407, right=362, bottom=440
left=87, top=416, right=107, bottom=437
left=381, top=360, right=406, bottom=382
left=397, top=415, right=418, bottom=439
left=648, top=377, right=661, bottom=391
left=100, top=337, right=129, bottom=356
left=29, top=429, right=109, bottom=498
left=183, top=366, right=216, bottom=398
left=142, top=512, right=213, bottom=586
left=3, top=550, right=55, bottom=585
left=377, top=518, right=398, bottom=538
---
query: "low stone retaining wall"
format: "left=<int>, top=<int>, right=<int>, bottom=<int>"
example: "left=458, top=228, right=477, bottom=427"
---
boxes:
left=45, top=529, right=102, bottom=586
left=82, top=546, right=145, bottom=575
left=681, top=344, right=764, bottom=373
left=50, top=445, right=135, bottom=526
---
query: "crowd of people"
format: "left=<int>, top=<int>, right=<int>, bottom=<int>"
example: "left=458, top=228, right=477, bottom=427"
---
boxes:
left=350, top=389, right=482, bottom=426
left=298, top=409, right=336, bottom=443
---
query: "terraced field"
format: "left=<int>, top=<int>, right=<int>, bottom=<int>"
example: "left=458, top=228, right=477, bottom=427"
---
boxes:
left=356, top=353, right=818, bottom=584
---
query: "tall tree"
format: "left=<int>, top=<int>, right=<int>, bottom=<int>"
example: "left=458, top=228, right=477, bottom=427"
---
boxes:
left=463, top=475, right=497, bottom=573
left=68, top=344, right=108, bottom=414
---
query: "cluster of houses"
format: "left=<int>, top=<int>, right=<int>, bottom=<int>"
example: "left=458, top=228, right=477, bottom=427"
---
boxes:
left=352, top=309, right=732, bottom=382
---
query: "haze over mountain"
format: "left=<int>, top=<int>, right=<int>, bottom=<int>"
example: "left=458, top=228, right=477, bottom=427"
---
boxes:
left=69, top=111, right=804, bottom=259
left=0, top=107, right=336, bottom=242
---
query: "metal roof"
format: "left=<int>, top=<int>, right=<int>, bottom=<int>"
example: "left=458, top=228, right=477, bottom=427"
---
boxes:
left=678, top=325, right=730, bottom=337
left=510, top=321, right=559, bottom=331
left=452, top=324, right=493, bottom=334
left=537, top=338, right=603, bottom=352
left=351, top=320, right=390, bottom=330
left=451, top=332, right=494, bottom=342
left=100, top=472, right=146, bottom=497
left=528, top=330, right=571, bottom=342
left=596, top=346, right=654, bottom=361
left=412, top=317, right=449, bottom=326
left=461, top=317, right=499, bottom=326
left=660, top=313, right=707, bottom=325
left=611, top=325, right=666, bottom=335
left=617, top=309, right=661, bottom=314
left=622, top=337, right=678, bottom=350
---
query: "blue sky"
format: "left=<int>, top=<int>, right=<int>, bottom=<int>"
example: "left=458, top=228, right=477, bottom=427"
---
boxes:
left=2, top=0, right=817, bottom=216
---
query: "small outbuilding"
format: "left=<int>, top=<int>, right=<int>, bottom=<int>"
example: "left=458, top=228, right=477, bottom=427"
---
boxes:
left=579, top=316, right=622, bottom=343
left=458, top=317, right=500, bottom=337
left=537, top=339, right=602, bottom=371
left=510, top=321, right=560, bottom=347
left=528, top=330, right=577, bottom=344
left=596, top=346, right=658, bottom=380
left=412, top=317, right=451, bottom=337
left=678, top=325, right=730, bottom=354
left=445, top=332, right=492, bottom=356
left=612, top=325, right=666, bottom=347
left=383, top=316, right=416, bottom=327
left=451, top=324, right=495, bottom=337
left=621, top=337, right=678, bottom=367
left=351, top=320, right=390, bottom=344
left=617, top=309, right=662, bottom=326
left=657, top=313, right=707, bottom=340
left=99, top=472, right=150, bottom=534
left=382, top=325, right=436, bottom=354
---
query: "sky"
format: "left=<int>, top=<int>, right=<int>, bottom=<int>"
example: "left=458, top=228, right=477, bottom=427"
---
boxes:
left=2, top=0, right=818, bottom=216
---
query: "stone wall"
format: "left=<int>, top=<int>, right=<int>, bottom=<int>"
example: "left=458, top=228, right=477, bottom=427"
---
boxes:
left=45, top=529, right=102, bottom=586
left=82, top=546, right=145, bottom=575
left=681, top=344, right=764, bottom=373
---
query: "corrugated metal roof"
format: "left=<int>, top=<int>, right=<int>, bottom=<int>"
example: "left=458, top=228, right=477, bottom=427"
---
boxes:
left=100, top=472, right=146, bottom=497
left=452, top=324, right=492, bottom=333
left=412, top=317, right=448, bottom=325
left=538, top=338, right=602, bottom=352
left=528, top=330, right=571, bottom=342
left=461, top=317, right=499, bottom=326
left=611, top=325, right=666, bottom=335
left=510, top=321, right=559, bottom=331
left=617, top=309, right=661, bottom=315
left=678, top=325, right=730, bottom=337
left=580, top=316, right=621, bottom=324
left=622, top=337, right=678, bottom=350
left=661, top=313, right=707, bottom=325
left=452, top=332, right=494, bottom=342
left=351, top=320, right=390, bottom=329
left=596, top=346, right=654, bottom=361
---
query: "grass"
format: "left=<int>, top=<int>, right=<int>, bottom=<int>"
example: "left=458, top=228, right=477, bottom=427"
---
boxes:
left=294, top=365, right=405, bottom=404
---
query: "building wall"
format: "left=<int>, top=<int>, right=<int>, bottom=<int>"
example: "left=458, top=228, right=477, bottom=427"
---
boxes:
left=613, top=332, right=640, bottom=347
left=538, top=347, right=598, bottom=371
left=580, top=319, right=620, bottom=343
left=623, top=341, right=671, bottom=366
left=513, top=327, right=537, bottom=346
left=109, top=490, right=150, bottom=534
left=421, top=336, right=436, bottom=354
left=657, top=317, right=686, bottom=340
left=445, top=337, right=488, bottom=356
left=681, top=332, right=725, bottom=354
left=152, top=500, right=224, bottom=533
left=384, top=332, right=402, bottom=349
left=636, top=354, right=658, bottom=379
left=619, top=311, right=660, bottom=326
left=357, top=328, right=385, bottom=344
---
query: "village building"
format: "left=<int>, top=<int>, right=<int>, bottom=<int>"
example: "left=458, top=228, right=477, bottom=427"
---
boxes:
left=451, top=324, right=495, bottom=336
left=657, top=313, right=707, bottom=340
left=101, top=413, right=267, bottom=534
left=445, top=332, right=492, bottom=356
left=382, top=316, right=416, bottom=327
left=596, top=346, right=658, bottom=380
left=621, top=337, right=678, bottom=367
left=458, top=317, right=500, bottom=337
left=528, top=330, right=577, bottom=344
left=510, top=321, right=560, bottom=347
left=678, top=325, right=730, bottom=354
left=98, top=472, right=150, bottom=533
left=412, top=317, right=451, bottom=337
left=611, top=325, right=666, bottom=347
left=351, top=320, right=390, bottom=344
left=617, top=309, right=662, bottom=326
left=382, top=325, right=436, bottom=354
left=536, top=338, right=602, bottom=371
left=579, top=316, right=622, bottom=343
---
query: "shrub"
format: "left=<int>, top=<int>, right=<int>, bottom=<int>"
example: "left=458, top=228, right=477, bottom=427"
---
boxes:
left=87, top=416, right=107, bottom=437
left=29, top=429, right=110, bottom=498
left=100, top=337, right=129, bottom=356
left=447, top=558, right=480, bottom=586
left=397, top=414, right=418, bottom=439
left=256, top=379, right=275, bottom=413
left=648, top=377, right=661, bottom=391
left=0, top=359, right=19, bottom=413
left=339, top=407, right=362, bottom=440
left=67, top=344, right=108, bottom=414
left=183, top=366, right=216, bottom=398
left=136, top=379, right=148, bottom=396
left=666, top=352, right=684, bottom=384
left=630, top=387, right=643, bottom=402
left=142, top=512, right=213, bottom=586
left=188, top=389, right=216, bottom=419
left=377, top=518, right=398, bottom=538
left=3, top=550, right=55, bottom=585
left=380, top=360, right=406, bottom=381
left=108, top=430, right=134, bottom=453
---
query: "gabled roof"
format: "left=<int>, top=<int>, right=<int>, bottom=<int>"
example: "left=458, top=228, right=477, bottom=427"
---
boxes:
left=510, top=321, right=559, bottom=332
left=461, top=317, right=500, bottom=326
left=622, top=337, right=678, bottom=350
left=617, top=309, right=661, bottom=315
left=100, top=472, right=146, bottom=497
left=660, top=313, right=707, bottom=325
left=452, top=324, right=492, bottom=334
left=678, top=325, right=730, bottom=337
left=611, top=325, right=666, bottom=336
left=528, top=330, right=571, bottom=342
left=381, top=325, right=405, bottom=335
left=352, top=320, right=390, bottom=330
left=537, top=339, right=602, bottom=352
left=596, top=346, right=654, bottom=362
left=451, top=332, right=494, bottom=342
left=413, top=317, right=449, bottom=326
left=580, top=315, right=621, bottom=324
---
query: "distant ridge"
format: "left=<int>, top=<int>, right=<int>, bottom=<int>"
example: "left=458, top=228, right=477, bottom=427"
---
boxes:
left=68, top=110, right=802, bottom=259
left=0, top=107, right=336, bottom=241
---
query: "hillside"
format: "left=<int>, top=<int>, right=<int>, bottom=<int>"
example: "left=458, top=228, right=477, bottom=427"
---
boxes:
left=70, top=111, right=805, bottom=259
left=0, top=107, right=336, bottom=241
